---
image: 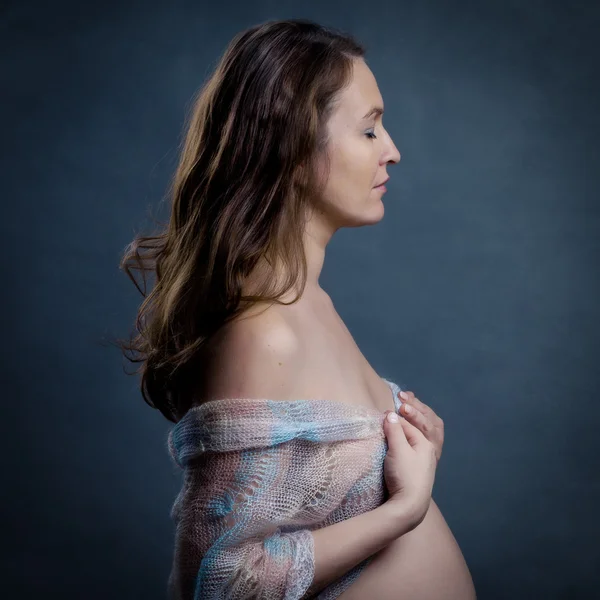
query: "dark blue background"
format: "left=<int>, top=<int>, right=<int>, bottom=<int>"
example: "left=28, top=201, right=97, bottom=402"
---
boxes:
left=3, top=0, right=599, bottom=598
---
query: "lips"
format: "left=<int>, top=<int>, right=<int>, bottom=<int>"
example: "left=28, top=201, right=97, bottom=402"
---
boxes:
left=374, top=177, right=390, bottom=188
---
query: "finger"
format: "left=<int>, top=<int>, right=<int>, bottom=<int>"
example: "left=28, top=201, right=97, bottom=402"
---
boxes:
left=383, top=410, right=412, bottom=452
left=398, top=414, right=427, bottom=447
left=400, top=402, right=432, bottom=435
left=403, top=391, right=427, bottom=410
left=411, top=397, right=444, bottom=426
left=398, top=391, right=421, bottom=408
left=401, top=392, right=437, bottom=419
left=398, top=392, right=426, bottom=419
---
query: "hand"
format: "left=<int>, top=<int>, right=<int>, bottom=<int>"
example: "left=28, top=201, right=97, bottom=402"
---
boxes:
left=398, top=391, right=444, bottom=463
left=382, top=409, right=437, bottom=528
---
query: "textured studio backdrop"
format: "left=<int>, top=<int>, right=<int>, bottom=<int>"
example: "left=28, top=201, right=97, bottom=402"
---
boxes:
left=2, top=0, right=599, bottom=598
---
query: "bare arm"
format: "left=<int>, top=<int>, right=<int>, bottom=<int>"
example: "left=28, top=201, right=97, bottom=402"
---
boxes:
left=200, top=316, right=420, bottom=598
left=306, top=500, right=418, bottom=597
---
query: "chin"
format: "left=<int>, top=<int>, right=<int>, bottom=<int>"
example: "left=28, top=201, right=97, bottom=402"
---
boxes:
left=358, top=195, right=385, bottom=226
left=372, top=197, right=385, bottom=221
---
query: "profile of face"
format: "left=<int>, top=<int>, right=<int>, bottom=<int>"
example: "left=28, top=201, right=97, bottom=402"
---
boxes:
left=313, top=58, right=401, bottom=229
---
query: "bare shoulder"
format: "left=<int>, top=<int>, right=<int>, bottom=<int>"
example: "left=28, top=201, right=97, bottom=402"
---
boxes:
left=198, top=305, right=306, bottom=402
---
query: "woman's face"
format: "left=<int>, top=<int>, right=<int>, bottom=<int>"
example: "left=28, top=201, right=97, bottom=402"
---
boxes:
left=314, top=58, right=401, bottom=228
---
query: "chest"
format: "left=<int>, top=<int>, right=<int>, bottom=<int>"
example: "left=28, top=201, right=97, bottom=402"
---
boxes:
left=288, top=301, right=397, bottom=414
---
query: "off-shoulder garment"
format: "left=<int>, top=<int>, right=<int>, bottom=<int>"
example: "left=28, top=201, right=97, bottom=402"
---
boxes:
left=167, top=377, right=405, bottom=600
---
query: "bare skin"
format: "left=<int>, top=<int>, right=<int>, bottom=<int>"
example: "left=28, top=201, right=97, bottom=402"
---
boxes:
left=198, top=290, right=476, bottom=600
left=196, top=56, right=476, bottom=598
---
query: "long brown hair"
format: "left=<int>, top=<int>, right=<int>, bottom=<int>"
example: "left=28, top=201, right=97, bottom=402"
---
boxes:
left=115, top=19, right=365, bottom=423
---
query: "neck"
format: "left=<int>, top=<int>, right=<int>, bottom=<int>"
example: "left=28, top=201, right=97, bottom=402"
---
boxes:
left=243, top=207, right=336, bottom=303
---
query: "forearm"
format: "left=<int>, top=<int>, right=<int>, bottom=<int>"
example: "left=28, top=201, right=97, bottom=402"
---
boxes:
left=306, top=500, right=417, bottom=596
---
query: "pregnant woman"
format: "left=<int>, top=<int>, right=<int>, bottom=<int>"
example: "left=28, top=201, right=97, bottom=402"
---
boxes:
left=119, top=18, right=476, bottom=599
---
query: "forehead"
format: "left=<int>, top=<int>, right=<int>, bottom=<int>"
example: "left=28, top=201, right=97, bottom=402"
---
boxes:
left=334, top=58, right=383, bottom=119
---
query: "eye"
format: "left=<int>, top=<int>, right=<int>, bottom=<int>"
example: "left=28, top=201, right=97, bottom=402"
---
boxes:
left=365, top=129, right=377, bottom=139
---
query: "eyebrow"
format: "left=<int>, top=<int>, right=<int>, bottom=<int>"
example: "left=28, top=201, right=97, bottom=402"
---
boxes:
left=362, top=106, right=384, bottom=120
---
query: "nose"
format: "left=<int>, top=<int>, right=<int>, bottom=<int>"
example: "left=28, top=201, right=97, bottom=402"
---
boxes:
left=381, top=132, right=401, bottom=165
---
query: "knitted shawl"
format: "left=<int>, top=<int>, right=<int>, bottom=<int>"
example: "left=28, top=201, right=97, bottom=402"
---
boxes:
left=166, top=377, right=405, bottom=600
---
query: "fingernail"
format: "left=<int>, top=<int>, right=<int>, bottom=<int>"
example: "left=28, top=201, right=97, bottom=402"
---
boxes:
left=387, top=412, right=399, bottom=423
left=403, top=404, right=412, bottom=415
left=400, top=391, right=409, bottom=400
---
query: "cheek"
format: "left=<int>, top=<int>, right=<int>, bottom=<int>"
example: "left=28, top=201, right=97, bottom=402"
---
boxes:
left=322, top=135, right=380, bottom=205
left=334, top=144, right=378, bottom=189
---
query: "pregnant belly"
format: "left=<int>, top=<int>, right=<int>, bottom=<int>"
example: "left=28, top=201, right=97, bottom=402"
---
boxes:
left=337, top=499, right=477, bottom=600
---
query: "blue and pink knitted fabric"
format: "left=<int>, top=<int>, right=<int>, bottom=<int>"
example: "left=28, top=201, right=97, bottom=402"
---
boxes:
left=166, top=377, right=404, bottom=599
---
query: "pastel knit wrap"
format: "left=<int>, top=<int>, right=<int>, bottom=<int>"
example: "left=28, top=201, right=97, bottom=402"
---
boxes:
left=167, top=377, right=405, bottom=600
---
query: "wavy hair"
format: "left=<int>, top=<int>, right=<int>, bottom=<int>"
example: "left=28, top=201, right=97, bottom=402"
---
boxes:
left=115, top=19, right=365, bottom=422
